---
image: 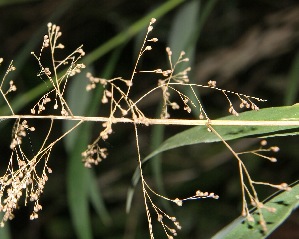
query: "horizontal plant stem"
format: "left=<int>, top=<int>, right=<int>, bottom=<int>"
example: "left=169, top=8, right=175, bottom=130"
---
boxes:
left=1, top=115, right=299, bottom=126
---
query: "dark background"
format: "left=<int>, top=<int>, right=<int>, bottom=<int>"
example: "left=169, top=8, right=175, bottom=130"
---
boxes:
left=0, top=0, right=298, bottom=238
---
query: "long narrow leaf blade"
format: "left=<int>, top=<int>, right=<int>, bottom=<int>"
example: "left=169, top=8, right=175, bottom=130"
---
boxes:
left=87, top=170, right=112, bottom=226
left=64, top=68, right=92, bottom=239
left=211, top=182, right=299, bottom=239
left=67, top=132, right=92, bottom=239
left=145, top=104, right=299, bottom=161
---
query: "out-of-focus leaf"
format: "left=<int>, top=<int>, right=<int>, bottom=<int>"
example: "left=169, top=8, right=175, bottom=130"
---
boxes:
left=0, top=216, right=11, bottom=239
left=167, top=0, right=201, bottom=118
left=88, top=170, right=112, bottom=226
left=168, top=0, right=199, bottom=67
left=211, top=181, right=299, bottom=239
left=167, top=0, right=219, bottom=119
left=63, top=67, right=92, bottom=151
left=196, top=0, right=219, bottom=39
left=0, top=0, right=38, bottom=7
left=64, top=67, right=93, bottom=239
left=66, top=123, right=92, bottom=239
left=285, top=51, right=299, bottom=105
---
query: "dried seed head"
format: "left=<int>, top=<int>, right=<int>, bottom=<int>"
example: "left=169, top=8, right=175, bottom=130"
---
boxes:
left=150, top=18, right=156, bottom=24
left=148, top=38, right=158, bottom=42
left=166, top=47, right=172, bottom=56
left=174, top=221, right=182, bottom=230
left=270, top=146, right=280, bottom=152
left=208, top=80, right=216, bottom=87
left=173, top=198, right=182, bottom=206
left=260, top=140, right=267, bottom=146
left=148, top=26, right=153, bottom=32
left=279, top=183, right=291, bottom=191
left=269, top=157, right=277, bottom=162
left=247, top=214, right=255, bottom=222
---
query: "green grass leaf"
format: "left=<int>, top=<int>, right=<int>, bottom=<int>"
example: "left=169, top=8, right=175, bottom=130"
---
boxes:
left=211, top=181, right=299, bottom=239
left=87, top=170, right=112, bottom=226
left=167, top=0, right=202, bottom=117
left=64, top=67, right=93, bottom=239
left=285, top=51, right=299, bottom=105
left=66, top=123, right=92, bottom=239
left=168, top=0, right=200, bottom=65
left=144, top=104, right=299, bottom=160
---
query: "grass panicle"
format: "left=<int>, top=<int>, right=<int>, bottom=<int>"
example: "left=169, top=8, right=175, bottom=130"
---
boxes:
left=0, top=20, right=293, bottom=238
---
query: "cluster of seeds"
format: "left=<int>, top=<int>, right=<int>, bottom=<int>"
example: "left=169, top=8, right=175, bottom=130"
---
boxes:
left=10, top=120, right=35, bottom=150
left=0, top=156, right=52, bottom=226
left=0, top=117, right=53, bottom=226
left=81, top=144, right=108, bottom=168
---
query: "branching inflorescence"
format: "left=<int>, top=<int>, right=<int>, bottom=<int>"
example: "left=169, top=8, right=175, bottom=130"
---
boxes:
left=0, top=18, right=291, bottom=238
left=0, top=23, right=85, bottom=226
left=30, top=23, right=86, bottom=116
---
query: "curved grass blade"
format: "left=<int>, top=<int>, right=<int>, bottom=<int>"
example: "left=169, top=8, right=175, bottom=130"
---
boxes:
left=64, top=67, right=93, bottom=239
left=66, top=122, right=92, bottom=239
left=284, top=50, right=299, bottom=105
left=144, top=104, right=299, bottom=161
left=211, top=181, right=299, bottom=239
left=87, top=170, right=112, bottom=226
left=168, top=0, right=200, bottom=67
left=168, top=0, right=201, bottom=117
